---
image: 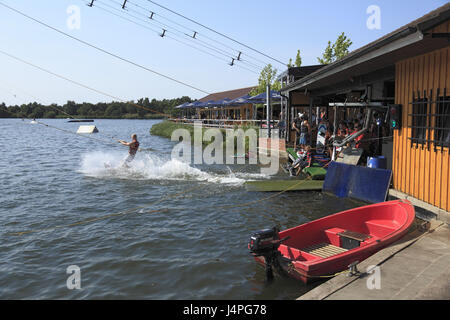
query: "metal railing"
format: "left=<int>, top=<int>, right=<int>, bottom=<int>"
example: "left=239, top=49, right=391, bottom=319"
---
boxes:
left=169, top=118, right=280, bottom=129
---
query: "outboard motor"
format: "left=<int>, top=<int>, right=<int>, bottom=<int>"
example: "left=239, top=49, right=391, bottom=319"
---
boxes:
left=248, top=227, right=290, bottom=282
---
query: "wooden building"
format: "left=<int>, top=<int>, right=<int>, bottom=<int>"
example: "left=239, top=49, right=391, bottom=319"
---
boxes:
left=197, top=86, right=256, bottom=121
left=281, top=4, right=450, bottom=212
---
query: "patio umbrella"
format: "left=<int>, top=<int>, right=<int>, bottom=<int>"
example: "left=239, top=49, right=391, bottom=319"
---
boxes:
left=207, top=98, right=232, bottom=107
left=248, top=90, right=282, bottom=103
left=225, top=94, right=252, bottom=106
left=185, top=101, right=205, bottom=108
left=175, top=102, right=190, bottom=109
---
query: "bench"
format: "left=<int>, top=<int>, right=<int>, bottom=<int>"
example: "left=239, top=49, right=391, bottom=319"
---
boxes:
left=301, top=243, right=348, bottom=259
left=325, top=228, right=372, bottom=250
left=338, top=230, right=372, bottom=249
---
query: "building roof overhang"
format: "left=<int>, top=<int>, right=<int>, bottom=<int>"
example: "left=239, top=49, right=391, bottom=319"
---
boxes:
left=281, top=4, right=450, bottom=95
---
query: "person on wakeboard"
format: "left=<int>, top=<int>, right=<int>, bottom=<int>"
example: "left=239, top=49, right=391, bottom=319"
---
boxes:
left=118, top=133, right=139, bottom=166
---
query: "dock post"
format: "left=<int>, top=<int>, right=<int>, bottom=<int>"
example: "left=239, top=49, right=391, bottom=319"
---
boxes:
left=267, top=84, right=271, bottom=138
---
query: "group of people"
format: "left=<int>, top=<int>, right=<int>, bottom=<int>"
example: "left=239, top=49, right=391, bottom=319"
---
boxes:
left=284, top=111, right=331, bottom=176
left=284, top=108, right=387, bottom=176
left=334, top=112, right=388, bottom=158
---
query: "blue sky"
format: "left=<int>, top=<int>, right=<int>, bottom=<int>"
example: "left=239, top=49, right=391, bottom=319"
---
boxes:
left=0, top=0, right=447, bottom=105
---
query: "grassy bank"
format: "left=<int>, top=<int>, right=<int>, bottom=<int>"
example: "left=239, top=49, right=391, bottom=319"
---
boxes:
left=150, top=120, right=199, bottom=139
left=150, top=120, right=259, bottom=153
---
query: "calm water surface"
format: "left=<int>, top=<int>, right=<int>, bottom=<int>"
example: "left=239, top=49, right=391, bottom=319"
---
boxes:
left=0, top=119, right=360, bottom=299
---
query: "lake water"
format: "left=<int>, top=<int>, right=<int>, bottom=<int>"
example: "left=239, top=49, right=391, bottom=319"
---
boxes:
left=0, top=119, right=360, bottom=299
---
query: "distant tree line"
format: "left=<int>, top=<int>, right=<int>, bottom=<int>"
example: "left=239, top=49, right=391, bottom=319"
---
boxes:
left=0, top=96, right=193, bottom=119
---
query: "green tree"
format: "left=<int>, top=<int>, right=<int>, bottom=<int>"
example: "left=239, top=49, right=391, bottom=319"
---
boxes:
left=104, top=104, right=121, bottom=118
left=287, top=58, right=293, bottom=68
left=0, top=96, right=194, bottom=119
left=317, top=32, right=352, bottom=64
left=287, top=49, right=302, bottom=68
left=295, top=49, right=302, bottom=67
left=64, top=100, right=78, bottom=115
left=43, top=110, right=56, bottom=118
left=0, top=104, right=12, bottom=118
left=29, top=105, right=44, bottom=118
left=20, top=104, right=31, bottom=115
left=77, top=103, right=91, bottom=116
left=250, top=64, right=281, bottom=96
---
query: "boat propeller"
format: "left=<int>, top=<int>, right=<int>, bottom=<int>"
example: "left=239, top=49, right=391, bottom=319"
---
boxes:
left=248, top=227, right=290, bottom=282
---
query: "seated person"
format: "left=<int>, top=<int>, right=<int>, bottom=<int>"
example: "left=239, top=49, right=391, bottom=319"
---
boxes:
left=290, top=146, right=310, bottom=176
left=324, top=127, right=333, bottom=156
left=284, top=145, right=308, bottom=176
left=290, top=145, right=331, bottom=176
left=337, top=122, right=349, bottom=138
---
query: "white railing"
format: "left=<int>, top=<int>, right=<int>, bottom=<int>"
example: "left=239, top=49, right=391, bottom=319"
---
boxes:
left=169, top=118, right=280, bottom=129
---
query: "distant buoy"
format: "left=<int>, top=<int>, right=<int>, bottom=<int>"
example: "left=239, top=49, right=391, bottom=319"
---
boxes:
left=76, top=125, right=99, bottom=134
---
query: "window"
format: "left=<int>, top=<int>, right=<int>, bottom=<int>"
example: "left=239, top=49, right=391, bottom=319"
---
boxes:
left=435, top=94, right=450, bottom=148
left=410, top=94, right=428, bottom=145
left=408, top=89, right=450, bottom=151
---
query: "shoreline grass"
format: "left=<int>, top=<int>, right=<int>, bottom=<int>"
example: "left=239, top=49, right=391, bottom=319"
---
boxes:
left=150, top=120, right=260, bottom=153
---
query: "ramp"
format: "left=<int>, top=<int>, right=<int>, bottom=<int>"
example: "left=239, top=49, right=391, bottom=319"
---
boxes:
left=323, top=162, right=392, bottom=203
left=76, top=125, right=99, bottom=134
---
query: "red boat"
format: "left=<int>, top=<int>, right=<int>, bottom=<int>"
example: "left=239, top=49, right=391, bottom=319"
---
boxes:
left=248, top=200, right=415, bottom=283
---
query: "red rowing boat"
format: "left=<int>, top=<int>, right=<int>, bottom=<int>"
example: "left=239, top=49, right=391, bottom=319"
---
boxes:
left=249, top=200, right=415, bottom=283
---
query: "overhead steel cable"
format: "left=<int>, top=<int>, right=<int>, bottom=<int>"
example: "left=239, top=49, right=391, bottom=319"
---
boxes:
left=0, top=1, right=212, bottom=95
left=93, top=2, right=232, bottom=64
left=92, top=0, right=263, bottom=73
left=0, top=79, right=92, bottom=121
left=0, top=49, right=171, bottom=118
left=108, top=0, right=267, bottom=70
left=0, top=79, right=127, bottom=143
left=142, top=0, right=287, bottom=67
left=108, top=0, right=269, bottom=70
left=0, top=77, right=160, bottom=152
left=92, top=2, right=260, bottom=75
left=136, top=1, right=272, bottom=67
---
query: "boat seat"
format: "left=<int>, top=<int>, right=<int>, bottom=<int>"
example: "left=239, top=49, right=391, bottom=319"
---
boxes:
left=301, top=243, right=348, bottom=259
left=338, top=230, right=371, bottom=250
left=338, top=230, right=371, bottom=242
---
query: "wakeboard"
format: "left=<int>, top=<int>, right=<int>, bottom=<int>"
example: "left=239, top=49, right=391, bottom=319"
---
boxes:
left=316, top=123, right=327, bottom=154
